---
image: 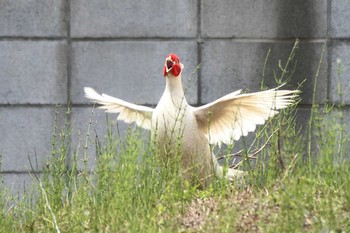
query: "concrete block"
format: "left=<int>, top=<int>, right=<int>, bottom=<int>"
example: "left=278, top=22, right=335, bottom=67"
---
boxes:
left=71, top=41, right=198, bottom=105
left=299, top=107, right=350, bottom=156
left=0, top=41, right=67, bottom=104
left=1, top=173, right=35, bottom=198
left=200, top=40, right=327, bottom=105
left=70, top=107, right=114, bottom=170
left=296, top=108, right=312, bottom=132
left=201, top=0, right=327, bottom=38
left=332, top=109, right=350, bottom=158
left=305, top=108, right=350, bottom=157
left=331, top=0, right=350, bottom=38
left=330, top=42, right=350, bottom=104
left=341, top=109, right=350, bottom=150
left=0, top=107, right=65, bottom=172
left=70, top=107, right=149, bottom=170
left=70, top=0, right=197, bottom=38
left=0, top=0, right=66, bottom=37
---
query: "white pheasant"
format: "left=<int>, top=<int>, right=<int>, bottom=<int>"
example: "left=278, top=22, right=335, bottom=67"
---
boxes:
left=84, top=53, right=299, bottom=187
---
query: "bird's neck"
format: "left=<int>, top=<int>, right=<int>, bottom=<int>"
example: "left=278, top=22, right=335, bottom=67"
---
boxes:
left=164, top=74, right=187, bottom=105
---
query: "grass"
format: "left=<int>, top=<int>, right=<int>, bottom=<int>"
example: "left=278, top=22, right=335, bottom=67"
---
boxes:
left=1, top=39, right=350, bottom=232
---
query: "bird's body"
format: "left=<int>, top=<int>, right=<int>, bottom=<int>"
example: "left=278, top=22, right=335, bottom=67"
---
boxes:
left=84, top=53, right=299, bottom=187
left=151, top=74, right=215, bottom=186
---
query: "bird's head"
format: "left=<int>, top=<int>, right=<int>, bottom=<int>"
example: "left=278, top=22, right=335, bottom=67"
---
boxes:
left=163, top=53, right=183, bottom=78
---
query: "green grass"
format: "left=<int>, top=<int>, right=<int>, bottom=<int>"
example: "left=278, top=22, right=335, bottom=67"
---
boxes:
left=1, top=40, right=350, bottom=232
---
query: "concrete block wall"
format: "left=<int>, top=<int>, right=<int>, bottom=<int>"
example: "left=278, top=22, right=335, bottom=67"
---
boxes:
left=1, top=1, right=349, bottom=192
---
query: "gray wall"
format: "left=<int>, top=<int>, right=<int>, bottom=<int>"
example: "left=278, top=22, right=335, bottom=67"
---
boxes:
left=1, top=1, right=349, bottom=192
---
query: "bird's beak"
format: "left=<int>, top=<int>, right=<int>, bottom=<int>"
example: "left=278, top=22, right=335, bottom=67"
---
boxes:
left=165, top=58, right=174, bottom=74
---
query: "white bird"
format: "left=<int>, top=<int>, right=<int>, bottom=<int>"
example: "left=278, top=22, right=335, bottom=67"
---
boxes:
left=84, top=53, right=299, bottom=188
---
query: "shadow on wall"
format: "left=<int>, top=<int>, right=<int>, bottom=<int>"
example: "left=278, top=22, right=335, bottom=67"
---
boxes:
left=260, top=1, right=326, bottom=105
left=277, top=0, right=319, bottom=39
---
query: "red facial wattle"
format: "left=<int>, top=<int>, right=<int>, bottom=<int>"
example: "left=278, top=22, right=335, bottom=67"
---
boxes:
left=171, top=63, right=181, bottom=76
left=163, top=53, right=182, bottom=77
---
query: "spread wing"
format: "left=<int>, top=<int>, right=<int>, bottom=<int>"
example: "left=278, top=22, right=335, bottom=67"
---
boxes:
left=84, top=87, right=154, bottom=130
left=193, top=87, right=299, bottom=145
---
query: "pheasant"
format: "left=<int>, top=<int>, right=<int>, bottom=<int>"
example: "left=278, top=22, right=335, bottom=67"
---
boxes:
left=84, top=53, right=299, bottom=187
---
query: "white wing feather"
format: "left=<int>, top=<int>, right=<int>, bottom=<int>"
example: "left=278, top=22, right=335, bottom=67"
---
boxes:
left=84, top=87, right=154, bottom=130
left=194, top=86, right=299, bottom=145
